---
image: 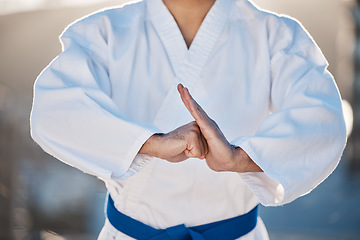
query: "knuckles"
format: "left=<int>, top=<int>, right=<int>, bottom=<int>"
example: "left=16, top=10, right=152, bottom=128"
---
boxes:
left=185, top=122, right=202, bottom=140
left=187, top=128, right=201, bottom=140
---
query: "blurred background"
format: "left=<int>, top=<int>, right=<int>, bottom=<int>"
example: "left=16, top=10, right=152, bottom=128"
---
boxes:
left=0, top=0, right=359, bottom=239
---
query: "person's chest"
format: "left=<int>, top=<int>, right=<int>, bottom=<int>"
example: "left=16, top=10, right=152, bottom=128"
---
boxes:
left=104, top=3, right=272, bottom=141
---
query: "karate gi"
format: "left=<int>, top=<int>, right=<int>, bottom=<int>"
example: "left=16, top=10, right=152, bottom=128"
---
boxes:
left=30, top=0, right=347, bottom=239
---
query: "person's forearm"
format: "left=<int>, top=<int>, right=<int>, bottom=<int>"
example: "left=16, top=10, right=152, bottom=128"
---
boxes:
left=231, top=146, right=263, bottom=173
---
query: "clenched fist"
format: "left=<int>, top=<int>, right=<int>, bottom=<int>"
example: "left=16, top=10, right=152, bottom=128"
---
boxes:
left=139, top=121, right=208, bottom=163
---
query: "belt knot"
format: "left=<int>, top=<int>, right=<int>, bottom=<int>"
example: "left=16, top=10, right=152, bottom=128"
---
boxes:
left=150, top=224, right=205, bottom=240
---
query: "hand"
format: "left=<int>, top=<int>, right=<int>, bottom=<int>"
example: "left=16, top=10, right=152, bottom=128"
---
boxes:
left=177, top=84, right=262, bottom=172
left=139, top=121, right=208, bottom=163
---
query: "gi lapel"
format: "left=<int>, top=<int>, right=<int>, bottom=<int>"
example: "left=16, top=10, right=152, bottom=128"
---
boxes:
left=146, top=0, right=233, bottom=132
left=145, top=0, right=188, bottom=77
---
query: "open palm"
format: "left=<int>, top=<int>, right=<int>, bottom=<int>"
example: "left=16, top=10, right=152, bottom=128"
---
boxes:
left=177, top=84, right=261, bottom=173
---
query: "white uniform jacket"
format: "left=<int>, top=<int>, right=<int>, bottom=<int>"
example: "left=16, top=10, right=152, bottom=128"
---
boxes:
left=30, top=0, right=347, bottom=239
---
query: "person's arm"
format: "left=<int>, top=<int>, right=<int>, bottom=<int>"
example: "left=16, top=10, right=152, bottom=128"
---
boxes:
left=30, top=14, right=160, bottom=180
left=178, top=17, right=347, bottom=207
left=231, top=17, right=347, bottom=206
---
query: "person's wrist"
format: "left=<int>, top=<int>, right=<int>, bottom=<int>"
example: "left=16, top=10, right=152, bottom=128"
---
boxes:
left=230, top=145, right=250, bottom=173
left=231, top=145, right=263, bottom=173
left=229, top=144, right=240, bottom=172
left=139, top=133, right=164, bottom=157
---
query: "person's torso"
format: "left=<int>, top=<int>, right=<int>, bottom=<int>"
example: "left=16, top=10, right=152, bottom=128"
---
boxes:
left=93, top=0, right=273, bottom=230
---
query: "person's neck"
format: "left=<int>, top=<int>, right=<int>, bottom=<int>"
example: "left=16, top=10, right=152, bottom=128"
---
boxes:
left=163, top=0, right=216, bottom=48
left=163, top=0, right=215, bottom=9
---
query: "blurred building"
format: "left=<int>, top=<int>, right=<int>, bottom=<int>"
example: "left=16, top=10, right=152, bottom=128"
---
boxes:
left=351, top=0, right=360, bottom=169
left=0, top=85, right=14, bottom=240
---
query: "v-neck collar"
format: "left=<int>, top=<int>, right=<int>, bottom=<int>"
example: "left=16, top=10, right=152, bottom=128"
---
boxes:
left=146, top=0, right=233, bottom=87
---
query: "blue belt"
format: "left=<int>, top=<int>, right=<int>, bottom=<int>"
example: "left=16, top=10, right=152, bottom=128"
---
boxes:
left=106, top=195, right=258, bottom=240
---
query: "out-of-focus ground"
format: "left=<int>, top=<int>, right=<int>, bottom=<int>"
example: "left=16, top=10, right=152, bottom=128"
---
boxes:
left=0, top=0, right=359, bottom=239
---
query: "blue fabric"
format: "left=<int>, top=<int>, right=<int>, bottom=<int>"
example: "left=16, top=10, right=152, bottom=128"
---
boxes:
left=106, top=195, right=258, bottom=240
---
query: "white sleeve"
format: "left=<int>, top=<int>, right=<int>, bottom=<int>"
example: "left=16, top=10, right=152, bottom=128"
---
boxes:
left=30, top=16, right=159, bottom=180
left=231, top=17, right=347, bottom=206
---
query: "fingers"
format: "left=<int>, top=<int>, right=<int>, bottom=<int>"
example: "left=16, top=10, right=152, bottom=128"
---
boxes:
left=162, top=121, right=208, bottom=161
left=177, top=84, right=192, bottom=113
left=177, top=84, right=210, bottom=128
left=186, top=134, right=208, bottom=159
left=184, top=122, right=208, bottom=159
left=168, top=152, right=188, bottom=163
left=200, top=131, right=209, bottom=158
left=178, top=84, right=199, bottom=118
